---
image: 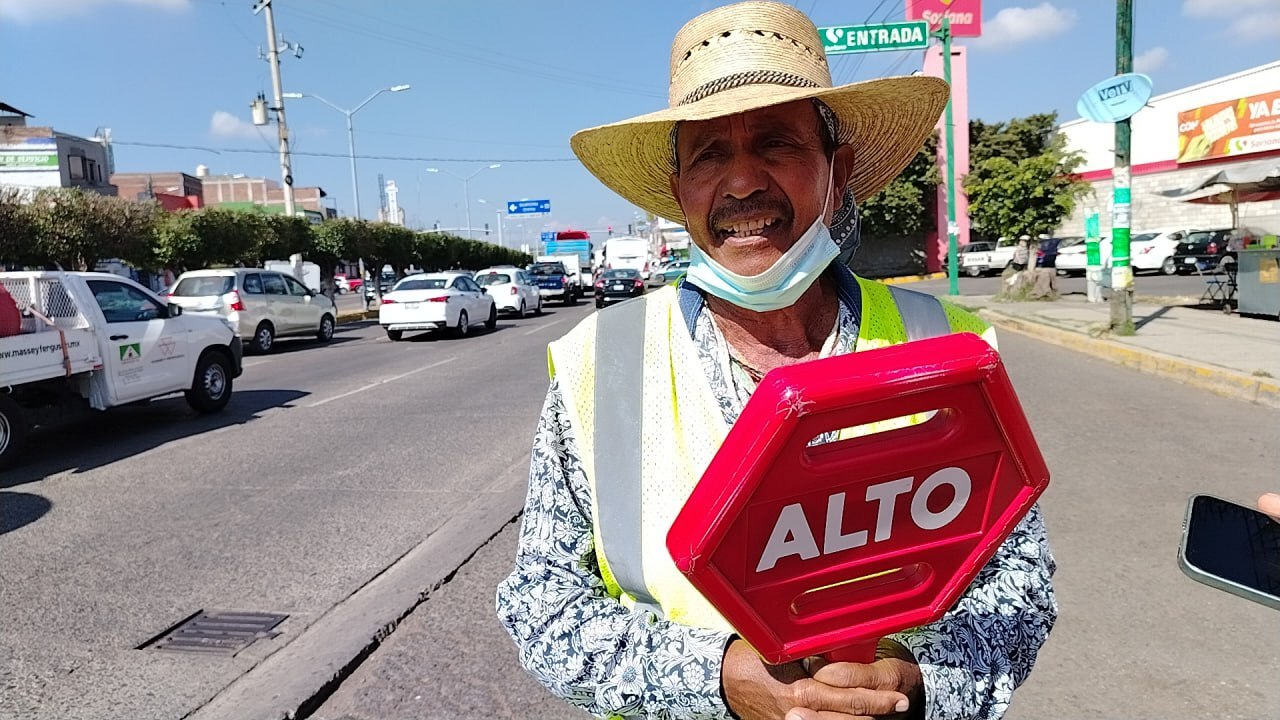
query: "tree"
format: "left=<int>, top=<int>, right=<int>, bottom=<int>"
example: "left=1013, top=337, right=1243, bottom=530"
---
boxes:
left=0, top=188, right=39, bottom=268
left=859, top=134, right=938, bottom=239
left=964, top=128, right=1090, bottom=239
left=248, top=214, right=312, bottom=267
left=310, top=220, right=357, bottom=297
left=154, top=208, right=258, bottom=272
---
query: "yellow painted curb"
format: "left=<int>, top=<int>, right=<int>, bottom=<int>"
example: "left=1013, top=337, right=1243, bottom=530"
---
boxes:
left=979, top=309, right=1280, bottom=409
left=878, top=272, right=946, bottom=285
left=336, top=310, right=374, bottom=324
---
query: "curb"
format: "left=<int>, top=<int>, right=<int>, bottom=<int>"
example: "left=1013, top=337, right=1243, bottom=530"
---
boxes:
left=336, top=310, right=374, bottom=324
left=878, top=272, right=946, bottom=286
left=979, top=308, right=1280, bottom=409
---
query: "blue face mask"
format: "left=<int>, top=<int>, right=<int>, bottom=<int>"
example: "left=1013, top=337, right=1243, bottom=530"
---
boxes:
left=684, top=161, right=840, bottom=313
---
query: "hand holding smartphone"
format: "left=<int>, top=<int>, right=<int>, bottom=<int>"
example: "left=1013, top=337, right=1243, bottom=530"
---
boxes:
left=1179, top=494, right=1280, bottom=611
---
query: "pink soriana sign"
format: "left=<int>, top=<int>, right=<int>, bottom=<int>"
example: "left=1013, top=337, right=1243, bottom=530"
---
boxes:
left=906, top=0, right=983, bottom=38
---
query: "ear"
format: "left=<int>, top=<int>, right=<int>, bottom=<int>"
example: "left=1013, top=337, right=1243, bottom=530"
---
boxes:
left=831, top=144, right=856, bottom=211
left=668, top=172, right=681, bottom=210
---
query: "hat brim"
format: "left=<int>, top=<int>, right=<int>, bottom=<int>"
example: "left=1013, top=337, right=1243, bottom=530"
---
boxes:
left=570, top=75, right=948, bottom=225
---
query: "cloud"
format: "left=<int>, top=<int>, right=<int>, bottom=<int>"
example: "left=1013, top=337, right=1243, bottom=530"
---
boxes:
left=209, top=111, right=262, bottom=140
left=1182, top=0, right=1273, bottom=18
left=0, top=0, right=188, bottom=23
left=970, top=3, right=1077, bottom=50
left=1227, top=10, right=1280, bottom=40
left=1133, top=46, right=1169, bottom=73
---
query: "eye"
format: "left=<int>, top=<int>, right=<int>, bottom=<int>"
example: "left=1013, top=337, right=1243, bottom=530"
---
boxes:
left=693, top=148, right=722, bottom=163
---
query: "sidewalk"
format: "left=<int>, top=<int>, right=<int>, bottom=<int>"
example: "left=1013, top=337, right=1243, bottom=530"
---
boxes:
left=935, top=292, right=1280, bottom=408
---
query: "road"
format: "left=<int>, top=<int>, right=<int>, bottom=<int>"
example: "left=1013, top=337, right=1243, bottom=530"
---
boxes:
left=0, top=300, right=596, bottom=720
left=311, top=333, right=1280, bottom=720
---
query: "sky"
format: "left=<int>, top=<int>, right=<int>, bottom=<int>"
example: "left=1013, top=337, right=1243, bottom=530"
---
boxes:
left=2, top=0, right=1277, bottom=249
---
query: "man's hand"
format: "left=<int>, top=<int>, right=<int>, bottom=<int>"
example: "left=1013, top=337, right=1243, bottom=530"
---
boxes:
left=721, top=639, right=918, bottom=720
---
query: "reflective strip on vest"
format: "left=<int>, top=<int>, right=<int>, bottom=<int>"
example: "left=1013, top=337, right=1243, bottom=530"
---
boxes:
left=592, top=299, right=661, bottom=614
left=886, top=284, right=950, bottom=341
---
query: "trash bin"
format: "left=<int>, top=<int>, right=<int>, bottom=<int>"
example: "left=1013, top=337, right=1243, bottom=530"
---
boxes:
left=1236, top=248, right=1280, bottom=319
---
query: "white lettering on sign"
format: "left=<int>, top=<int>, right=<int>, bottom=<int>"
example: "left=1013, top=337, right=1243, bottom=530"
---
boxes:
left=755, top=467, right=974, bottom=572
left=921, top=10, right=975, bottom=26
left=1249, top=98, right=1280, bottom=120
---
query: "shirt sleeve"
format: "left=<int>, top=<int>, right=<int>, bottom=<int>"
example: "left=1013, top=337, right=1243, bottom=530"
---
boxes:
left=496, top=380, right=735, bottom=720
left=887, top=503, right=1058, bottom=720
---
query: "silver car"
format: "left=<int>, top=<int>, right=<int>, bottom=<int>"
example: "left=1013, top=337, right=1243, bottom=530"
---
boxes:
left=169, top=268, right=337, bottom=353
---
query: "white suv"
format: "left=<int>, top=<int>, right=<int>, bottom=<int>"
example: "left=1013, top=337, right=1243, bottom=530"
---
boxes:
left=474, top=267, right=542, bottom=317
left=169, top=268, right=337, bottom=353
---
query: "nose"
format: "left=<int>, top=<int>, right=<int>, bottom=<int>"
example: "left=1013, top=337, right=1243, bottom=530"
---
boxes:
left=720, top=149, right=768, bottom=201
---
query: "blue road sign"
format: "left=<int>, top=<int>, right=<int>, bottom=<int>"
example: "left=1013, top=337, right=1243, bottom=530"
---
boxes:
left=540, top=231, right=557, bottom=243
left=507, top=199, right=551, bottom=215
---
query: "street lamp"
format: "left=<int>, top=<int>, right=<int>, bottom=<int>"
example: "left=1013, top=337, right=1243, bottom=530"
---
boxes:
left=425, top=163, right=501, bottom=239
left=282, top=84, right=411, bottom=220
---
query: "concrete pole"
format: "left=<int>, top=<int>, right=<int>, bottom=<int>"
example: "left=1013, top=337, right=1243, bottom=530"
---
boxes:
left=259, top=0, right=295, bottom=218
left=1109, top=0, right=1134, bottom=333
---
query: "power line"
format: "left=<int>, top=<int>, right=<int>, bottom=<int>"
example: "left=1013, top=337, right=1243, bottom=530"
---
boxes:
left=112, top=140, right=576, bottom=163
left=827, top=0, right=894, bottom=85
left=838, top=0, right=905, bottom=85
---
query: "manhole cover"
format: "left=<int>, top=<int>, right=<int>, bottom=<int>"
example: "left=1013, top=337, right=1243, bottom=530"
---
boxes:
left=139, top=610, right=288, bottom=655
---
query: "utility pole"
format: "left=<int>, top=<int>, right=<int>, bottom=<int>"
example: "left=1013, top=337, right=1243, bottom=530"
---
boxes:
left=1109, top=0, right=1134, bottom=333
left=938, top=17, right=960, bottom=296
left=254, top=0, right=296, bottom=218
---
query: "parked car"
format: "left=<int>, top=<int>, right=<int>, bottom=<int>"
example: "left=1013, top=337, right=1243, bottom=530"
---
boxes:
left=334, top=274, right=363, bottom=294
left=169, top=268, right=337, bottom=353
left=528, top=261, right=579, bottom=305
left=1172, top=227, right=1267, bottom=274
left=0, top=271, right=242, bottom=469
left=651, top=259, right=690, bottom=285
left=1035, top=236, right=1080, bottom=269
left=594, top=268, right=646, bottom=308
left=377, top=271, right=496, bottom=341
left=474, top=267, right=542, bottom=317
left=1129, top=228, right=1196, bottom=275
left=364, top=271, right=398, bottom=303
left=1055, top=237, right=1111, bottom=276
left=960, top=238, right=1019, bottom=276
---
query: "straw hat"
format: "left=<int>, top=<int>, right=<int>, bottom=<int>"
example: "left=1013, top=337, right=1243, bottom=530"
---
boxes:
left=570, top=1, right=949, bottom=225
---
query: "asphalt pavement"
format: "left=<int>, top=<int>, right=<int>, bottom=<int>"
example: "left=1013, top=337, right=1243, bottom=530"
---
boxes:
left=310, top=332, right=1280, bottom=720
left=0, top=299, right=597, bottom=720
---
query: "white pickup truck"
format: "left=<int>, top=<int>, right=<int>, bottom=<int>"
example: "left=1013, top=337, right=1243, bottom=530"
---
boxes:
left=0, top=271, right=243, bottom=469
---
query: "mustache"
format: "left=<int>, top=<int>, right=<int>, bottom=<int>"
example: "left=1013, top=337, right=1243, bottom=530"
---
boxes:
left=708, top=195, right=793, bottom=231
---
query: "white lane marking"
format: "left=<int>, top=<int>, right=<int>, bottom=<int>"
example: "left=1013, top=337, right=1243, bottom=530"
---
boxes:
left=524, top=318, right=566, bottom=335
left=305, top=357, right=457, bottom=408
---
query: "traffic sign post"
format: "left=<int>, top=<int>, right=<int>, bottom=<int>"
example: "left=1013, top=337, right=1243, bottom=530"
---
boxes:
left=667, top=333, right=1050, bottom=665
left=507, top=199, right=551, bottom=215
left=818, top=21, right=929, bottom=55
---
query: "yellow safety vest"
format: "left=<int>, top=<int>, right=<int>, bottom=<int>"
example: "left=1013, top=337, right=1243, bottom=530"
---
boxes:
left=547, top=276, right=994, bottom=633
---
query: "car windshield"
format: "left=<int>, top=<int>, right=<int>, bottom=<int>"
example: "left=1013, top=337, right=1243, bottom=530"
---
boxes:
left=603, top=270, right=639, bottom=279
left=474, top=273, right=512, bottom=286
left=394, top=277, right=448, bottom=291
left=529, top=263, right=565, bottom=276
left=1184, top=231, right=1213, bottom=245
left=173, top=276, right=233, bottom=296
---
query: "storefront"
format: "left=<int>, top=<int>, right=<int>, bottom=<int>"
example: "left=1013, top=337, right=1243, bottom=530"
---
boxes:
left=1058, top=61, right=1280, bottom=236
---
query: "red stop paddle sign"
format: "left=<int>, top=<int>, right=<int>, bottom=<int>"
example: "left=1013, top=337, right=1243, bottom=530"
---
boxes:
left=667, top=332, right=1049, bottom=665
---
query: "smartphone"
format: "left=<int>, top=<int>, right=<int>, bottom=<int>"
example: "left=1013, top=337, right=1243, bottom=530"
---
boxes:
left=1179, top=494, right=1280, bottom=611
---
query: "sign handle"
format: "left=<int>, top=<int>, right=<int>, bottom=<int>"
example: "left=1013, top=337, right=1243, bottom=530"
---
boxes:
left=821, top=640, right=879, bottom=665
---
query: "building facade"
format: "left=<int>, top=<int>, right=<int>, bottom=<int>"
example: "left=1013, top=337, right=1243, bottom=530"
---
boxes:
left=1058, top=61, right=1280, bottom=236
left=110, top=172, right=203, bottom=211
left=0, top=105, right=116, bottom=197
left=199, top=171, right=331, bottom=218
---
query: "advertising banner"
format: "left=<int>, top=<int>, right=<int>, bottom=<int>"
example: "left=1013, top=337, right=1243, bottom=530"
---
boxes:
left=1177, top=90, right=1280, bottom=163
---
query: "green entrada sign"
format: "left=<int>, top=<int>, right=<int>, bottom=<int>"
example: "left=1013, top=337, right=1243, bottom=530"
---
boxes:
left=818, top=21, right=930, bottom=55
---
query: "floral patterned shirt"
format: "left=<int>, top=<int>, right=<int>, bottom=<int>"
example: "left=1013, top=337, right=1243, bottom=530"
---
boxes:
left=496, top=268, right=1058, bottom=720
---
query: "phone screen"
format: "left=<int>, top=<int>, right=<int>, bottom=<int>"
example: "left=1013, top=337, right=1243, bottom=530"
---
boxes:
left=1184, top=495, right=1280, bottom=600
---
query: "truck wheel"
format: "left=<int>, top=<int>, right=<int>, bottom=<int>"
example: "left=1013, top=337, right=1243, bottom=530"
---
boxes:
left=316, top=314, right=335, bottom=342
left=966, top=266, right=982, bottom=278
left=0, top=393, right=28, bottom=470
left=386, top=328, right=403, bottom=341
left=185, top=352, right=233, bottom=413
left=250, top=322, right=275, bottom=354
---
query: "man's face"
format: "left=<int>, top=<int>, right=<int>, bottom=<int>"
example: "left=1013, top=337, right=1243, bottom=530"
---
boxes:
left=670, top=100, right=852, bottom=277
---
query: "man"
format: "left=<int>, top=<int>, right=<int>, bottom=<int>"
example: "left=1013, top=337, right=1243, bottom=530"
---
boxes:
left=497, top=3, right=1056, bottom=719
left=1012, top=237, right=1031, bottom=272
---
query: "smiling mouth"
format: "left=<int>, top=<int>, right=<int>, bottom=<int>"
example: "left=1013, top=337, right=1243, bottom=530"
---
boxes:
left=714, top=216, right=780, bottom=240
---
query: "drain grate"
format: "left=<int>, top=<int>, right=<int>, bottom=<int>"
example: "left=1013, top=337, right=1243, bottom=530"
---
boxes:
left=139, top=610, right=288, bottom=655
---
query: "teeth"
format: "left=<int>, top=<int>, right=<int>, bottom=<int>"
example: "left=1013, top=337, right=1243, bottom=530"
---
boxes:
left=721, top=217, right=776, bottom=236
